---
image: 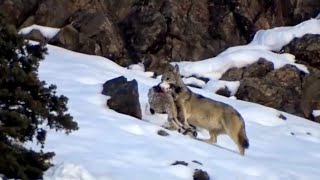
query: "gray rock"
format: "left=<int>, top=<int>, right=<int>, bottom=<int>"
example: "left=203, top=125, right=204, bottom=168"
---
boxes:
left=102, top=76, right=142, bottom=119
left=157, top=129, right=170, bottom=136
left=24, top=29, right=47, bottom=44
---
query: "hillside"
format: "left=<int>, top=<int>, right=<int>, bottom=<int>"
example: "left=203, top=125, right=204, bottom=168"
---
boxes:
left=22, top=18, right=320, bottom=179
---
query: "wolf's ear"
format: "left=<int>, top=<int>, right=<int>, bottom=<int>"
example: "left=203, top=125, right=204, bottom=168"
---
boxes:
left=174, top=64, right=179, bottom=73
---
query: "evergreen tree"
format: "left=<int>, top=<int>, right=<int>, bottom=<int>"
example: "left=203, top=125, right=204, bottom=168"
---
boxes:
left=0, top=16, right=78, bottom=179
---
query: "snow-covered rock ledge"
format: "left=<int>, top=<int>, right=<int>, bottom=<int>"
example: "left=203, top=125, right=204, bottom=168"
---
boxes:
left=177, top=18, right=320, bottom=80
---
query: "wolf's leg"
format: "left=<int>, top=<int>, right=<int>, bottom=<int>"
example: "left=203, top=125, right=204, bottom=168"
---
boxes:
left=162, top=120, right=178, bottom=130
left=176, top=101, right=193, bottom=130
left=208, top=130, right=218, bottom=143
left=197, top=130, right=217, bottom=144
left=164, top=103, right=184, bottom=131
left=195, top=129, right=221, bottom=144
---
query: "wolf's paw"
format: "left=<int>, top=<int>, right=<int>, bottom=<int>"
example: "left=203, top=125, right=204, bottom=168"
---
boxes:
left=192, top=131, right=198, bottom=138
left=181, top=128, right=197, bottom=138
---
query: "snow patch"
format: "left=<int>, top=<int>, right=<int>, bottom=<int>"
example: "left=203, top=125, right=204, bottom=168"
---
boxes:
left=19, top=25, right=60, bottom=40
left=313, top=110, right=320, bottom=117
left=203, top=80, right=240, bottom=96
left=183, top=77, right=207, bottom=88
left=44, top=163, right=98, bottom=180
left=128, top=63, right=145, bottom=72
left=250, top=19, right=320, bottom=51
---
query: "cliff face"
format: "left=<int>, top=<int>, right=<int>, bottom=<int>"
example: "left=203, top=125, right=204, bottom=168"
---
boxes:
left=1, top=0, right=319, bottom=73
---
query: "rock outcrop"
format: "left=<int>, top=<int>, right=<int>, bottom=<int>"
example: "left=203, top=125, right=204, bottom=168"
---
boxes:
left=282, top=34, right=320, bottom=70
left=1, top=0, right=319, bottom=72
left=221, top=57, right=320, bottom=121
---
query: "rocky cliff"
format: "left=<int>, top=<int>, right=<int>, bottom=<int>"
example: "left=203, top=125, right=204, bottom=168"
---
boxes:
left=1, top=0, right=319, bottom=74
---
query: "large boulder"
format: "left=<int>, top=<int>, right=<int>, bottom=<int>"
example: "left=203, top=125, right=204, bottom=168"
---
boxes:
left=235, top=64, right=305, bottom=116
left=221, top=58, right=274, bottom=81
left=102, top=76, right=142, bottom=119
left=282, top=34, right=320, bottom=70
left=24, top=29, right=47, bottom=44
left=49, top=24, right=102, bottom=56
left=49, top=25, right=80, bottom=51
left=300, top=72, right=320, bottom=119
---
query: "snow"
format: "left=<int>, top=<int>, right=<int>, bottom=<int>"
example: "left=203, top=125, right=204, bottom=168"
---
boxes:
left=313, top=110, right=320, bottom=117
left=128, top=63, right=145, bottom=72
left=19, top=25, right=60, bottom=39
left=44, top=163, right=97, bottom=180
left=250, top=19, right=320, bottom=51
left=176, top=18, right=320, bottom=80
left=203, top=80, right=240, bottom=96
left=31, top=43, right=320, bottom=180
left=26, top=18, right=320, bottom=180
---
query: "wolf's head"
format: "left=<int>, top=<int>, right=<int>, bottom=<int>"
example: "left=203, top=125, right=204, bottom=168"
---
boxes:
left=160, top=65, right=183, bottom=92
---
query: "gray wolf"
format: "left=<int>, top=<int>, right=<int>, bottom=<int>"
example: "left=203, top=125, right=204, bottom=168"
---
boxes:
left=148, top=84, right=197, bottom=137
left=160, top=65, right=249, bottom=155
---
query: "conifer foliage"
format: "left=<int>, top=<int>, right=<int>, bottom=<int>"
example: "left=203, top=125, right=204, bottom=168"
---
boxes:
left=0, top=17, right=78, bottom=179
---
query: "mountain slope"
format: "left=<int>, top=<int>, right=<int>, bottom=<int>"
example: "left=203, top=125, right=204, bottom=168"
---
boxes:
left=30, top=47, right=320, bottom=180
left=26, top=18, right=320, bottom=180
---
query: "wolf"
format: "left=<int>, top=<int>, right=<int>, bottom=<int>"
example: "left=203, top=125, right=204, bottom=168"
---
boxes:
left=160, top=65, right=249, bottom=155
left=148, top=84, right=197, bottom=137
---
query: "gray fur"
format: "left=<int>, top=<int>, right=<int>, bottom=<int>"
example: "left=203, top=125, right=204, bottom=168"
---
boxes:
left=161, top=65, right=249, bottom=155
left=148, top=85, right=197, bottom=137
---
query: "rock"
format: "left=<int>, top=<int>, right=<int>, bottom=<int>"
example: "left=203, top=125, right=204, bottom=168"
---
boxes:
left=34, top=0, right=91, bottom=27
left=282, top=34, right=320, bottom=70
left=24, top=29, right=47, bottom=44
left=193, top=169, right=210, bottom=180
left=78, top=33, right=102, bottom=56
left=102, top=76, right=142, bottom=119
left=279, top=114, right=287, bottom=120
left=220, top=67, right=245, bottom=81
left=236, top=65, right=304, bottom=116
left=220, top=58, right=274, bottom=81
left=243, top=59, right=274, bottom=78
left=0, top=0, right=39, bottom=27
left=300, top=73, right=320, bottom=119
left=192, top=160, right=203, bottom=166
left=171, top=161, right=188, bottom=166
left=215, top=87, right=231, bottom=97
left=220, top=53, right=320, bottom=121
left=49, top=24, right=102, bottom=56
left=103, top=0, right=137, bottom=23
left=68, top=10, right=128, bottom=65
left=1, top=0, right=320, bottom=74
left=157, top=130, right=169, bottom=136
left=19, top=16, right=35, bottom=29
left=49, top=25, right=80, bottom=51
left=236, top=77, right=284, bottom=109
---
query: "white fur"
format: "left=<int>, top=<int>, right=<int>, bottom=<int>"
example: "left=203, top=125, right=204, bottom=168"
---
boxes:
left=159, top=81, right=171, bottom=92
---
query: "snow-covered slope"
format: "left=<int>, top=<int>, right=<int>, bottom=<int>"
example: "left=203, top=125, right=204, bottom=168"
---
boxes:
left=26, top=18, right=320, bottom=180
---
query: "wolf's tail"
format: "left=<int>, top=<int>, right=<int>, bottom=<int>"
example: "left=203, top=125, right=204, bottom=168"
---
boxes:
left=239, top=127, right=249, bottom=149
